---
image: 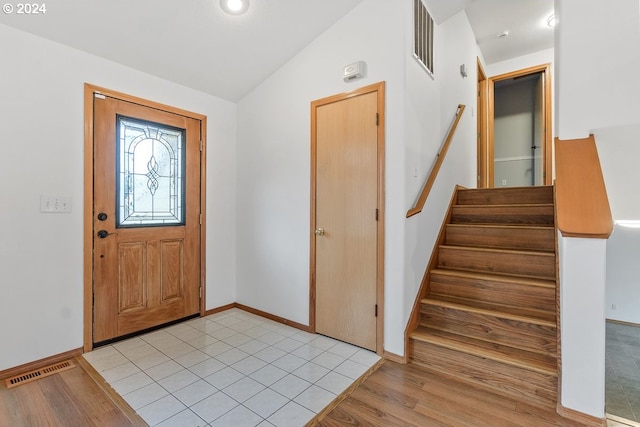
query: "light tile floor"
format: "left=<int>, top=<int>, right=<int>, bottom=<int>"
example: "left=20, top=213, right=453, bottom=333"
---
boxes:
left=84, top=308, right=380, bottom=427
left=606, top=321, right=640, bottom=423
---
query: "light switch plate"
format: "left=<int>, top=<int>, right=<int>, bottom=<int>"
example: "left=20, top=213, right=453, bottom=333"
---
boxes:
left=40, top=195, right=72, bottom=213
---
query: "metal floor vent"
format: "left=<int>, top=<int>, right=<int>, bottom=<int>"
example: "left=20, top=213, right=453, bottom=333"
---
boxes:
left=5, top=360, right=76, bottom=389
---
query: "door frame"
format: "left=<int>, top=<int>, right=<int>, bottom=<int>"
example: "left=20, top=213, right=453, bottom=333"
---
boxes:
left=479, top=63, right=553, bottom=187
left=477, top=58, right=489, bottom=188
left=83, top=84, right=207, bottom=352
left=309, top=81, right=385, bottom=355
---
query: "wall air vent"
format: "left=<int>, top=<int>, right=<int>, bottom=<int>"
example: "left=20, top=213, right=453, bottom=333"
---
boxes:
left=5, top=360, right=76, bottom=389
left=414, top=0, right=434, bottom=77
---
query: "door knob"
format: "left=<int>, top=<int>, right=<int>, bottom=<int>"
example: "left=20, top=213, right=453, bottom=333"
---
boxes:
left=315, top=228, right=325, bottom=236
left=97, top=230, right=109, bottom=239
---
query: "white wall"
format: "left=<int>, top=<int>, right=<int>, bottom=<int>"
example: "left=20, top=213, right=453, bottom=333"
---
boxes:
left=486, top=48, right=554, bottom=78
left=553, top=0, right=640, bottom=418
left=236, top=0, right=406, bottom=338
left=596, top=124, right=640, bottom=324
left=236, top=0, right=479, bottom=355
left=605, top=225, right=640, bottom=324
left=595, top=125, right=640, bottom=221
left=403, top=7, right=478, bottom=348
left=555, top=0, right=640, bottom=139
left=558, top=236, right=607, bottom=417
left=0, top=24, right=237, bottom=371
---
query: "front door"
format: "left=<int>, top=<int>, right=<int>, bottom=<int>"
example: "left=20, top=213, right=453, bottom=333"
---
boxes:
left=92, top=93, right=202, bottom=344
left=311, top=83, right=384, bottom=352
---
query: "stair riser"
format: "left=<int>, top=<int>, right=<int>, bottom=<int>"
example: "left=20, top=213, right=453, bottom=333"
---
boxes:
left=438, top=246, right=556, bottom=279
left=451, top=205, right=554, bottom=226
left=456, top=187, right=554, bottom=205
left=409, top=339, right=557, bottom=409
left=430, top=273, right=556, bottom=311
left=420, top=305, right=557, bottom=354
left=445, top=225, right=555, bottom=252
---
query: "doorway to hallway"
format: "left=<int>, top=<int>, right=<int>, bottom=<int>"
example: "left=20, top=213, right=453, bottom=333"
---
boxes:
left=478, top=63, right=552, bottom=188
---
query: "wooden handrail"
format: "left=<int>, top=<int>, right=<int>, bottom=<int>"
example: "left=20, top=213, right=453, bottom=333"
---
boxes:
left=407, top=104, right=465, bottom=218
left=555, top=134, right=613, bottom=239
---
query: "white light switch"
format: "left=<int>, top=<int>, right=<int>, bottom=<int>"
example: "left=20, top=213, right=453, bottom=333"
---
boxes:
left=40, top=195, right=72, bottom=213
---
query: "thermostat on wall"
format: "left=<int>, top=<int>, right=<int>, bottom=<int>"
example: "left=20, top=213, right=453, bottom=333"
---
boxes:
left=343, top=61, right=366, bottom=81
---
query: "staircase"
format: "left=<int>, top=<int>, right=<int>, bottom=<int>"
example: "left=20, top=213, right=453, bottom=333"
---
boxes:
left=408, top=185, right=558, bottom=409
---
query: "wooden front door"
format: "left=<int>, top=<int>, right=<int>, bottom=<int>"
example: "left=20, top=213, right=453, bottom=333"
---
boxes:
left=92, top=93, right=202, bottom=344
left=311, top=83, right=384, bottom=352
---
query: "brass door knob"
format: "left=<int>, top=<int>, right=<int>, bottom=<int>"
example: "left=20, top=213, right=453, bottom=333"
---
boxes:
left=315, top=227, right=325, bottom=236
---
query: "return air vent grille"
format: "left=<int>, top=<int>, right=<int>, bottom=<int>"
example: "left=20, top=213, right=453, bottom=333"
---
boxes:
left=5, top=360, right=76, bottom=389
left=414, top=0, right=434, bottom=76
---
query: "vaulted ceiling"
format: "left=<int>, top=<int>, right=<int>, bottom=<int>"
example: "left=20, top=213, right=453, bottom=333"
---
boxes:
left=0, top=0, right=554, bottom=102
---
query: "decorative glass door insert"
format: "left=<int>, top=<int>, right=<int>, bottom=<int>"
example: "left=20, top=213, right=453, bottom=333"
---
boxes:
left=116, top=115, right=185, bottom=227
left=92, top=90, right=202, bottom=344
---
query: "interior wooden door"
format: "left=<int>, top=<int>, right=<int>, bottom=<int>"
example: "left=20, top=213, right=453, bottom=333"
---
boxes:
left=92, top=94, right=201, bottom=344
left=313, top=90, right=379, bottom=351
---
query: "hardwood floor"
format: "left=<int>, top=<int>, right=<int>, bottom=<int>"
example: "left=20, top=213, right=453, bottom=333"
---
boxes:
left=0, top=356, right=146, bottom=427
left=311, top=360, right=592, bottom=427
left=0, top=355, right=622, bottom=427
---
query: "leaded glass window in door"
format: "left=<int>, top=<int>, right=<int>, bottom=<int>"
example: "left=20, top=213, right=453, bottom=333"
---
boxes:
left=116, top=115, right=185, bottom=227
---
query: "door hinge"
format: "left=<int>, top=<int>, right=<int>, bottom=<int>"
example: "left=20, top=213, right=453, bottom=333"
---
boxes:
left=199, top=213, right=202, bottom=225
left=375, top=304, right=378, bottom=317
left=200, top=140, right=203, bottom=151
left=375, top=209, right=379, bottom=221
left=94, top=93, right=106, bottom=100
left=375, top=113, right=379, bottom=126
left=199, top=286, right=202, bottom=298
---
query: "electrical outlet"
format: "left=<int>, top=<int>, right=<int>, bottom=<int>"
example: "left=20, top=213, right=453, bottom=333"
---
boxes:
left=501, top=179, right=507, bottom=186
left=612, top=304, right=617, bottom=310
left=40, top=195, right=72, bottom=213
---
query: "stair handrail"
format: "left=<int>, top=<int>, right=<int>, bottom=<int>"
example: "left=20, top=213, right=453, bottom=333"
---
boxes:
left=407, top=104, right=466, bottom=218
left=555, top=134, right=613, bottom=238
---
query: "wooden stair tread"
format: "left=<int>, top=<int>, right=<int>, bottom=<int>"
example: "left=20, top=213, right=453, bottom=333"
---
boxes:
left=421, top=295, right=556, bottom=325
left=439, top=245, right=554, bottom=257
left=456, top=186, right=554, bottom=206
left=450, top=204, right=554, bottom=227
left=454, top=203, right=554, bottom=208
left=407, top=186, right=559, bottom=409
left=409, top=327, right=557, bottom=376
left=438, top=245, right=556, bottom=280
left=446, top=223, right=555, bottom=230
left=430, top=268, right=556, bottom=289
left=444, top=223, right=556, bottom=252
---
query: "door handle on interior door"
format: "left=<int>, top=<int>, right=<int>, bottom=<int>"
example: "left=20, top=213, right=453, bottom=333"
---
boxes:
left=97, top=230, right=109, bottom=239
left=315, top=228, right=325, bottom=236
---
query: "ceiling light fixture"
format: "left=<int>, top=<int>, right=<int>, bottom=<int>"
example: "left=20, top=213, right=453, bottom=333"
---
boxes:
left=220, top=0, right=249, bottom=15
left=547, top=14, right=558, bottom=28
left=498, top=31, right=509, bottom=39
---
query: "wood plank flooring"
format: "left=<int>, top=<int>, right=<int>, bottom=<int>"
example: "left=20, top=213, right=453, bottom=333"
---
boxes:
left=0, top=356, right=146, bottom=427
left=310, top=360, right=592, bottom=427
left=0, top=355, right=625, bottom=427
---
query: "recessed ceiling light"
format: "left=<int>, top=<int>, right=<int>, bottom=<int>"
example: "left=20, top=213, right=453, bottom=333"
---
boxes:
left=220, top=0, right=249, bottom=15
